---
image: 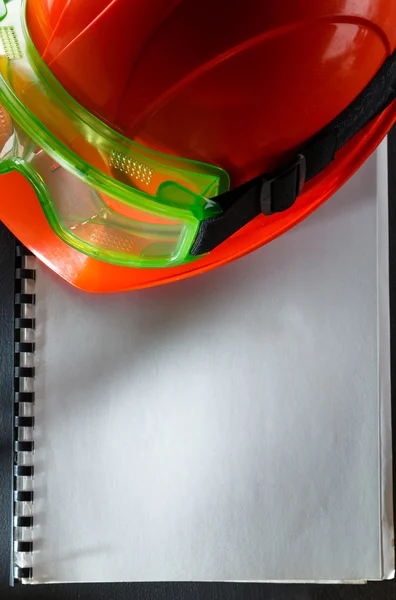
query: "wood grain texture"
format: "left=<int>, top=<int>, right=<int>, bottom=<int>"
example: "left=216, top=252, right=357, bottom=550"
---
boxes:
left=1, top=131, right=396, bottom=597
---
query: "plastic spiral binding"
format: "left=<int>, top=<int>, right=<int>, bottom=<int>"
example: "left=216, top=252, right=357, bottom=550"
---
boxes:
left=13, top=245, right=36, bottom=582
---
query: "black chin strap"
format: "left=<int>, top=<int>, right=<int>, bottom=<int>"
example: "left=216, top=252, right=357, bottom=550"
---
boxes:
left=190, top=48, right=396, bottom=256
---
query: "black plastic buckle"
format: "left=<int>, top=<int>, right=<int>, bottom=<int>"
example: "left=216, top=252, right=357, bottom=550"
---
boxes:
left=260, top=154, right=307, bottom=216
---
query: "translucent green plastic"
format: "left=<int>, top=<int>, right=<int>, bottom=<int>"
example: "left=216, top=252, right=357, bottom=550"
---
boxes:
left=0, top=2, right=7, bottom=21
left=0, top=0, right=229, bottom=268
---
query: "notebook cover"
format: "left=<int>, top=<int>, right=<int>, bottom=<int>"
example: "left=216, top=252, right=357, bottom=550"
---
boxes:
left=4, top=139, right=392, bottom=581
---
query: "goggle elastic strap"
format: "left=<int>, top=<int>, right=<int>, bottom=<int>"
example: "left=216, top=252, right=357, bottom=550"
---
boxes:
left=191, top=48, right=396, bottom=256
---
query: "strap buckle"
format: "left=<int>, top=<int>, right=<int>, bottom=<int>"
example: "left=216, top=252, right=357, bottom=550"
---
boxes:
left=260, top=154, right=307, bottom=216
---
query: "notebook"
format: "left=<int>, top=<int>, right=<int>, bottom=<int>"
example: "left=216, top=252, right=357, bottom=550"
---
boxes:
left=12, top=141, right=393, bottom=584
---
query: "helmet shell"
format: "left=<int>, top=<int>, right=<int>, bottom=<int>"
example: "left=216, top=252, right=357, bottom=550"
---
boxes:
left=2, top=0, right=395, bottom=292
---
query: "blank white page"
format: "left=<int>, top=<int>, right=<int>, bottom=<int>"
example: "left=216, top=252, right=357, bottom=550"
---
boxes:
left=31, top=144, right=393, bottom=583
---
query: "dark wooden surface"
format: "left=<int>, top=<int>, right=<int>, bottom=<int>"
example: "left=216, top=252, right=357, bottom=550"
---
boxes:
left=1, top=132, right=396, bottom=599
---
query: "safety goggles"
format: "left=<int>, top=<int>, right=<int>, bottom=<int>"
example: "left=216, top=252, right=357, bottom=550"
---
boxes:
left=0, top=0, right=229, bottom=268
left=2, top=0, right=396, bottom=278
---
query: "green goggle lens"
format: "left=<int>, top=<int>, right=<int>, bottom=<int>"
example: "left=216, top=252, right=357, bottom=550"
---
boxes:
left=0, top=0, right=230, bottom=268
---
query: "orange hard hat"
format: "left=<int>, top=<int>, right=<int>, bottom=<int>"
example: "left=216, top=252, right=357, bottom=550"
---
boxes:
left=0, top=0, right=396, bottom=292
